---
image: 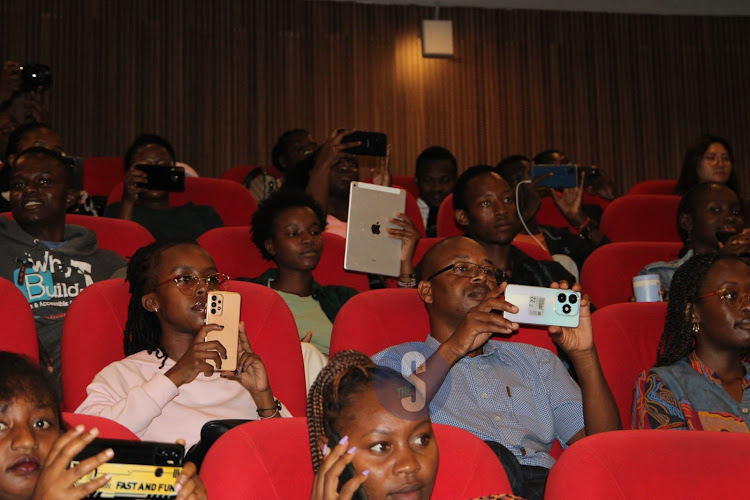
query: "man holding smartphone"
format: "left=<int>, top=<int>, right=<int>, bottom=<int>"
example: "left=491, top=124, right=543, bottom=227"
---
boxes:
left=372, top=236, right=620, bottom=500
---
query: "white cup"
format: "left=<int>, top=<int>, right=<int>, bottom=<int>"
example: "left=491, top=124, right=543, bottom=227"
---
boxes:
left=633, top=274, right=662, bottom=302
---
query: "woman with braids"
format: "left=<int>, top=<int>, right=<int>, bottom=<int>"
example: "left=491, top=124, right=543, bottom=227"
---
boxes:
left=307, top=350, right=439, bottom=500
left=639, top=182, right=748, bottom=295
left=75, top=239, right=290, bottom=449
left=633, top=253, right=750, bottom=431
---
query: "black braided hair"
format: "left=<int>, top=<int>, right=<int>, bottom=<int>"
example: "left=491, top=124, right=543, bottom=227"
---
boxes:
left=0, top=351, right=62, bottom=430
left=123, top=238, right=199, bottom=363
left=675, top=182, right=739, bottom=256
left=656, top=253, right=750, bottom=366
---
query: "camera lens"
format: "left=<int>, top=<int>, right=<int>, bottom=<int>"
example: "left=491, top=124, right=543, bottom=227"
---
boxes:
left=563, top=304, right=572, bottom=314
left=211, top=301, right=216, bottom=307
left=557, top=293, right=566, bottom=303
left=569, top=294, right=578, bottom=304
left=211, top=308, right=216, bottom=314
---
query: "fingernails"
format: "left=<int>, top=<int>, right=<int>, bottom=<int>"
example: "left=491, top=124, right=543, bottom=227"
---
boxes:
left=174, top=482, right=182, bottom=493
left=74, top=424, right=85, bottom=433
left=347, top=446, right=357, bottom=454
left=104, top=473, right=112, bottom=481
left=362, top=470, right=370, bottom=476
left=88, top=427, right=100, bottom=437
left=338, top=435, right=349, bottom=445
left=105, top=448, right=114, bottom=458
left=322, top=444, right=329, bottom=456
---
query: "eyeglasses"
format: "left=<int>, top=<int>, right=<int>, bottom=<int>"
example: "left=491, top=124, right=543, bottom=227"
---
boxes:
left=426, top=261, right=504, bottom=284
left=698, top=288, right=750, bottom=308
left=153, top=273, right=230, bottom=295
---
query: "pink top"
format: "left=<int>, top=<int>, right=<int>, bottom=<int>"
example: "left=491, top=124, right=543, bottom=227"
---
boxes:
left=325, top=214, right=348, bottom=239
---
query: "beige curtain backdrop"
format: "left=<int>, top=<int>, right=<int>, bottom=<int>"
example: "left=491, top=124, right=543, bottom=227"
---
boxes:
left=2, top=0, right=748, bottom=196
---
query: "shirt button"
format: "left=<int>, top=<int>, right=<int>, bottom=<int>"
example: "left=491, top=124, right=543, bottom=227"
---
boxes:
left=742, top=408, right=749, bottom=414
left=481, top=393, right=488, bottom=399
left=494, top=416, right=501, bottom=421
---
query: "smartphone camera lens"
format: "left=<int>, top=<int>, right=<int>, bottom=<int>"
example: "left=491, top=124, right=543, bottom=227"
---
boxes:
left=211, top=301, right=216, bottom=307
left=563, top=304, right=572, bottom=314
left=557, top=293, right=567, bottom=303
left=569, top=294, right=578, bottom=304
left=211, top=308, right=216, bottom=314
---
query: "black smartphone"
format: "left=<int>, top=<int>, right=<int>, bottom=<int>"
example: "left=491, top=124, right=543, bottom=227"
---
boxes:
left=328, top=431, right=368, bottom=500
left=579, top=166, right=601, bottom=188
left=341, top=131, right=388, bottom=157
left=716, top=230, right=737, bottom=245
left=71, top=439, right=184, bottom=498
left=135, top=164, right=186, bottom=192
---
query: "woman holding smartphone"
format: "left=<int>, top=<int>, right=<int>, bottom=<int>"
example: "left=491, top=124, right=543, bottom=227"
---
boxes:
left=75, top=239, right=290, bottom=449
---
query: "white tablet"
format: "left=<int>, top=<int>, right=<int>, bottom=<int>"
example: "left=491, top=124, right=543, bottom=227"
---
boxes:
left=344, top=182, right=406, bottom=277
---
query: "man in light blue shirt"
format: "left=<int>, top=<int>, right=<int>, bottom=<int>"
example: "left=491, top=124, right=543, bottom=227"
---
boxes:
left=372, top=236, right=620, bottom=499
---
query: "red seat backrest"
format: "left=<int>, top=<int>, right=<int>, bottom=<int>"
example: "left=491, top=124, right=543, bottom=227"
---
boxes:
left=591, top=302, right=667, bottom=429
left=600, top=195, right=681, bottom=242
left=0, top=276, right=39, bottom=361
left=403, top=190, right=427, bottom=237
left=200, top=418, right=512, bottom=500
left=107, top=177, right=258, bottom=227
left=83, top=157, right=124, bottom=198
left=436, top=194, right=462, bottom=238
left=580, top=241, right=682, bottom=308
left=197, top=227, right=370, bottom=292
left=62, top=412, right=139, bottom=440
left=61, top=279, right=307, bottom=416
left=627, top=179, right=678, bottom=195
left=545, top=430, right=750, bottom=499
left=392, top=174, right=420, bottom=200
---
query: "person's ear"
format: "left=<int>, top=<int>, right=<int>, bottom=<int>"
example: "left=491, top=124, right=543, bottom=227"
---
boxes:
left=687, top=302, right=700, bottom=326
left=64, top=188, right=77, bottom=208
left=264, top=239, right=275, bottom=257
left=455, top=209, right=469, bottom=228
left=417, top=279, right=433, bottom=304
left=142, top=292, right=160, bottom=314
left=679, top=213, right=693, bottom=234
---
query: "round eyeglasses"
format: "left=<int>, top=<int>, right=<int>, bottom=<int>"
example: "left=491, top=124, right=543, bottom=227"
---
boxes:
left=153, top=273, right=230, bottom=295
left=426, top=261, right=504, bottom=284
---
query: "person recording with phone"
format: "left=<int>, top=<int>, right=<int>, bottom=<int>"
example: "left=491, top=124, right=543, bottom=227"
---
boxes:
left=372, top=236, right=621, bottom=499
left=104, top=134, right=222, bottom=241
left=75, top=239, right=291, bottom=450
left=496, top=155, right=609, bottom=272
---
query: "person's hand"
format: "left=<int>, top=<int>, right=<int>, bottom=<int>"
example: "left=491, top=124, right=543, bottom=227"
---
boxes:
left=719, top=228, right=750, bottom=256
left=314, top=129, right=359, bottom=174
left=548, top=281, right=594, bottom=356
left=121, top=164, right=149, bottom=203
left=165, top=324, right=228, bottom=387
left=220, top=321, right=271, bottom=395
left=584, top=166, right=617, bottom=201
left=0, top=60, right=21, bottom=104
left=30, top=425, right=113, bottom=500
left=310, top=436, right=368, bottom=500
left=173, top=462, right=207, bottom=500
left=552, top=172, right=587, bottom=227
left=386, top=212, right=421, bottom=267
left=442, top=283, right=519, bottom=363
left=23, top=90, right=48, bottom=123
left=516, top=175, right=549, bottom=224
left=370, top=144, right=392, bottom=187
left=301, top=331, right=313, bottom=343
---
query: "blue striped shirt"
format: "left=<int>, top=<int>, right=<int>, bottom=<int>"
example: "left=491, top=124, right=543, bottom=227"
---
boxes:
left=372, top=335, right=583, bottom=468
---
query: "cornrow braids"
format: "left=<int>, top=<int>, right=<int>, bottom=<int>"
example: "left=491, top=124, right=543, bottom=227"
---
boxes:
left=307, top=350, right=377, bottom=472
left=657, top=253, right=749, bottom=366
left=123, top=238, right=199, bottom=363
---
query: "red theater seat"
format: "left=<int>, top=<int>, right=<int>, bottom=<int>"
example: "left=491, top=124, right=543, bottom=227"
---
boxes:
left=107, top=177, right=258, bottom=227
left=62, top=412, right=139, bottom=440
left=600, top=195, right=681, bottom=242
left=221, top=165, right=282, bottom=184
left=200, top=418, right=512, bottom=500
left=580, top=241, right=682, bottom=308
left=197, top=227, right=370, bottom=292
left=436, top=194, right=461, bottom=237
left=61, top=279, right=306, bottom=416
left=83, top=157, right=124, bottom=198
left=392, top=174, right=420, bottom=199
left=545, top=430, right=750, bottom=499
left=628, top=179, right=678, bottom=195
left=0, top=276, right=39, bottom=361
left=591, top=302, right=667, bottom=429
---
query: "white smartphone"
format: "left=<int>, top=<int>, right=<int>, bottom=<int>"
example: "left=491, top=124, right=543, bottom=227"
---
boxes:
left=205, top=291, right=241, bottom=372
left=503, top=284, right=580, bottom=328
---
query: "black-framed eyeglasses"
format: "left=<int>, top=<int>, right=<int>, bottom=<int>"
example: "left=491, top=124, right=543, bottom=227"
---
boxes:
left=426, top=261, right=504, bottom=284
left=153, top=273, right=230, bottom=296
left=698, top=287, right=750, bottom=309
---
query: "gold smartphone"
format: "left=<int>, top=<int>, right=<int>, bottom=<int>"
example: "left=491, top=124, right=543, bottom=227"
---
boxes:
left=205, top=291, right=241, bottom=372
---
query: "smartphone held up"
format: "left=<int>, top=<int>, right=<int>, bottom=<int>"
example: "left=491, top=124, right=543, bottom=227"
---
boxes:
left=503, top=284, right=580, bottom=328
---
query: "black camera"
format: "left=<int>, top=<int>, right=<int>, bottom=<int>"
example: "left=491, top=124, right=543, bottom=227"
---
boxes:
left=20, top=64, right=52, bottom=92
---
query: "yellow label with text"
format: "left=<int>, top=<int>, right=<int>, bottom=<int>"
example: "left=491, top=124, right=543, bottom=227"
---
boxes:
left=71, top=461, right=181, bottom=498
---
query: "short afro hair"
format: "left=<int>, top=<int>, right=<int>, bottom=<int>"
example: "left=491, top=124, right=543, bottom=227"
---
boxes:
left=415, top=146, right=457, bottom=179
left=251, top=189, right=328, bottom=260
left=123, top=134, right=176, bottom=170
